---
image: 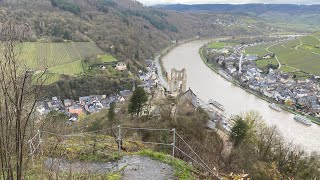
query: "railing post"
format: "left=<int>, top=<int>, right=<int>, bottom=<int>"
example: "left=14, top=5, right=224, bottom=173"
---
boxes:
left=38, top=130, right=43, bottom=156
left=172, top=128, right=176, bottom=157
left=117, top=125, right=121, bottom=155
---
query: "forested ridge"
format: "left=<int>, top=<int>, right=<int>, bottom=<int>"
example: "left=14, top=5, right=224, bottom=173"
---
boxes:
left=158, top=4, right=320, bottom=28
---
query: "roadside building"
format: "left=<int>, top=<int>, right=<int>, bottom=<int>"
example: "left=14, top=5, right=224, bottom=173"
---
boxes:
left=64, top=99, right=73, bottom=107
left=115, top=62, right=127, bottom=71
left=177, top=88, right=198, bottom=114
left=245, top=54, right=259, bottom=61
left=68, top=104, right=84, bottom=116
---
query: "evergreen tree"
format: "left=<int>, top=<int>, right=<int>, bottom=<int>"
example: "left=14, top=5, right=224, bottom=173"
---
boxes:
left=108, top=102, right=116, bottom=123
left=63, top=30, right=71, bottom=40
left=128, top=87, right=148, bottom=116
left=230, top=116, right=248, bottom=147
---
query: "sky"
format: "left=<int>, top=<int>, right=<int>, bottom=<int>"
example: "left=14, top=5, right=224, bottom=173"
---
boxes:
left=139, top=0, right=320, bottom=5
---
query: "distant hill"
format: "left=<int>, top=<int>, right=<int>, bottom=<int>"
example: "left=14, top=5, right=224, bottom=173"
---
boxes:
left=155, top=4, right=320, bottom=14
left=156, top=4, right=320, bottom=27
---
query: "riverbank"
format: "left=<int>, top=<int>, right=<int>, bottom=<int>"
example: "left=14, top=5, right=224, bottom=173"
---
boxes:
left=199, top=44, right=320, bottom=126
left=154, top=37, right=216, bottom=88
left=156, top=37, right=229, bottom=81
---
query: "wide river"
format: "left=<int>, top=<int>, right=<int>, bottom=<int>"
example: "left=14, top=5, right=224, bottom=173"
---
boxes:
left=162, top=40, right=320, bottom=153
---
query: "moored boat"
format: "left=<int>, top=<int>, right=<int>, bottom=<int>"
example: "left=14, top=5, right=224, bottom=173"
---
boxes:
left=269, top=103, right=281, bottom=112
left=294, top=115, right=312, bottom=126
left=208, top=99, right=225, bottom=111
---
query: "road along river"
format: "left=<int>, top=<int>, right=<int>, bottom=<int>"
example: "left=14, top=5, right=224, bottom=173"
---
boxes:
left=162, top=40, right=320, bottom=153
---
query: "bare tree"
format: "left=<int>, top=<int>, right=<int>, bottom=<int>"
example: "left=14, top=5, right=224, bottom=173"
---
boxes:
left=0, top=21, right=47, bottom=180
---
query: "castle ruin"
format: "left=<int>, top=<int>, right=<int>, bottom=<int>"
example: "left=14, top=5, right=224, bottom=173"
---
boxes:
left=169, top=68, right=187, bottom=94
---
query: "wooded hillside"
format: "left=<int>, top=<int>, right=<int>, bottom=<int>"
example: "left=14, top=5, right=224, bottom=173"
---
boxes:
left=0, top=0, right=278, bottom=71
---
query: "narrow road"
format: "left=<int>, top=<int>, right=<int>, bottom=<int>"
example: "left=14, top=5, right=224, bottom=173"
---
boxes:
left=274, top=55, right=281, bottom=69
left=266, top=43, right=282, bottom=69
left=295, top=39, right=302, bottom=50
left=155, top=54, right=169, bottom=90
left=265, top=42, right=300, bottom=72
left=239, top=53, right=243, bottom=72
left=310, top=35, right=320, bottom=55
left=311, top=51, right=320, bottom=56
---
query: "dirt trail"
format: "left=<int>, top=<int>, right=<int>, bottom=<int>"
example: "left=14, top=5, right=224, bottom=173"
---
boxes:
left=295, top=39, right=302, bottom=50
left=45, top=155, right=175, bottom=180
left=266, top=43, right=282, bottom=69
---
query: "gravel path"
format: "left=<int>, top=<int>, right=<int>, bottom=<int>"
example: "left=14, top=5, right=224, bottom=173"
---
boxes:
left=44, top=157, right=117, bottom=174
left=45, top=155, right=175, bottom=180
left=120, top=155, right=174, bottom=180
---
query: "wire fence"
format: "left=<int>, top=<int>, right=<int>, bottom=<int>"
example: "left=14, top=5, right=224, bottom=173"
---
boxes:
left=28, top=125, right=221, bottom=179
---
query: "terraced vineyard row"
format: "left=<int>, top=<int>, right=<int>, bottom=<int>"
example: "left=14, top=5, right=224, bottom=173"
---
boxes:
left=269, top=43, right=320, bottom=75
left=245, top=33, right=320, bottom=75
left=245, top=43, right=273, bottom=56
left=15, top=41, right=108, bottom=84
left=73, top=42, right=105, bottom=58
left=18, top=42, right=105, bottom=71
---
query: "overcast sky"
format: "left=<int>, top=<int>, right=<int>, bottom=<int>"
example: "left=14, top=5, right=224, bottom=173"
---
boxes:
left=139, top=0, right=320, bottom=5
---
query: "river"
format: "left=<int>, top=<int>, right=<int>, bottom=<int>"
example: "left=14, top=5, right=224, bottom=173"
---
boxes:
left=162, top=40, right=320, bottom=153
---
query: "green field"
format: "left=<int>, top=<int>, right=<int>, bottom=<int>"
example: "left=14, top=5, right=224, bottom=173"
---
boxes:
left=207, top=41, right=236, bottom=49
left=245, top=32, right=320, bottom=75
left=314, top=31, right=320, bottom=38
left=98, top=54, right=118, bottom=63
left=255, top=58, right=278, bottom=69
left=300, top=36, right=320, bottom=54
left=245, top=43, right=274, bottom=56
left=269, top=33, right=320, bottom=75
left=283, top=39, right=301, bottom=49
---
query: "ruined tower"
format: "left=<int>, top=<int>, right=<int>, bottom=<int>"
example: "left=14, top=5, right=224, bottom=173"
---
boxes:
left=169, top=68, right=187, bottom=94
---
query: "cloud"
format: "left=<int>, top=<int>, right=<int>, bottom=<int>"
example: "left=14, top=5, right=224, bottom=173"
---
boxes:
left=139, top=0, right=320, bottom=5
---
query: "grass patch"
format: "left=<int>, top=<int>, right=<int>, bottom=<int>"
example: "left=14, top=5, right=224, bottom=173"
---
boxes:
left=245, top=43, right=274, bottom=56
left=78, top=152, right=121, bottom=163
left=279, top=65, right=297, bottom=73
left=45, top=135, right=120, bottom=162
left=299, top=36, right=320, bottom=54
left=207, top=41, right=236, bottom=49
left=255, top=58, right=278, bottom=69
left=106, top=172, right=121, bottom=180
left=136, top=149, right=195, bottom=180
left=98, top=54, right=118, bottom=63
